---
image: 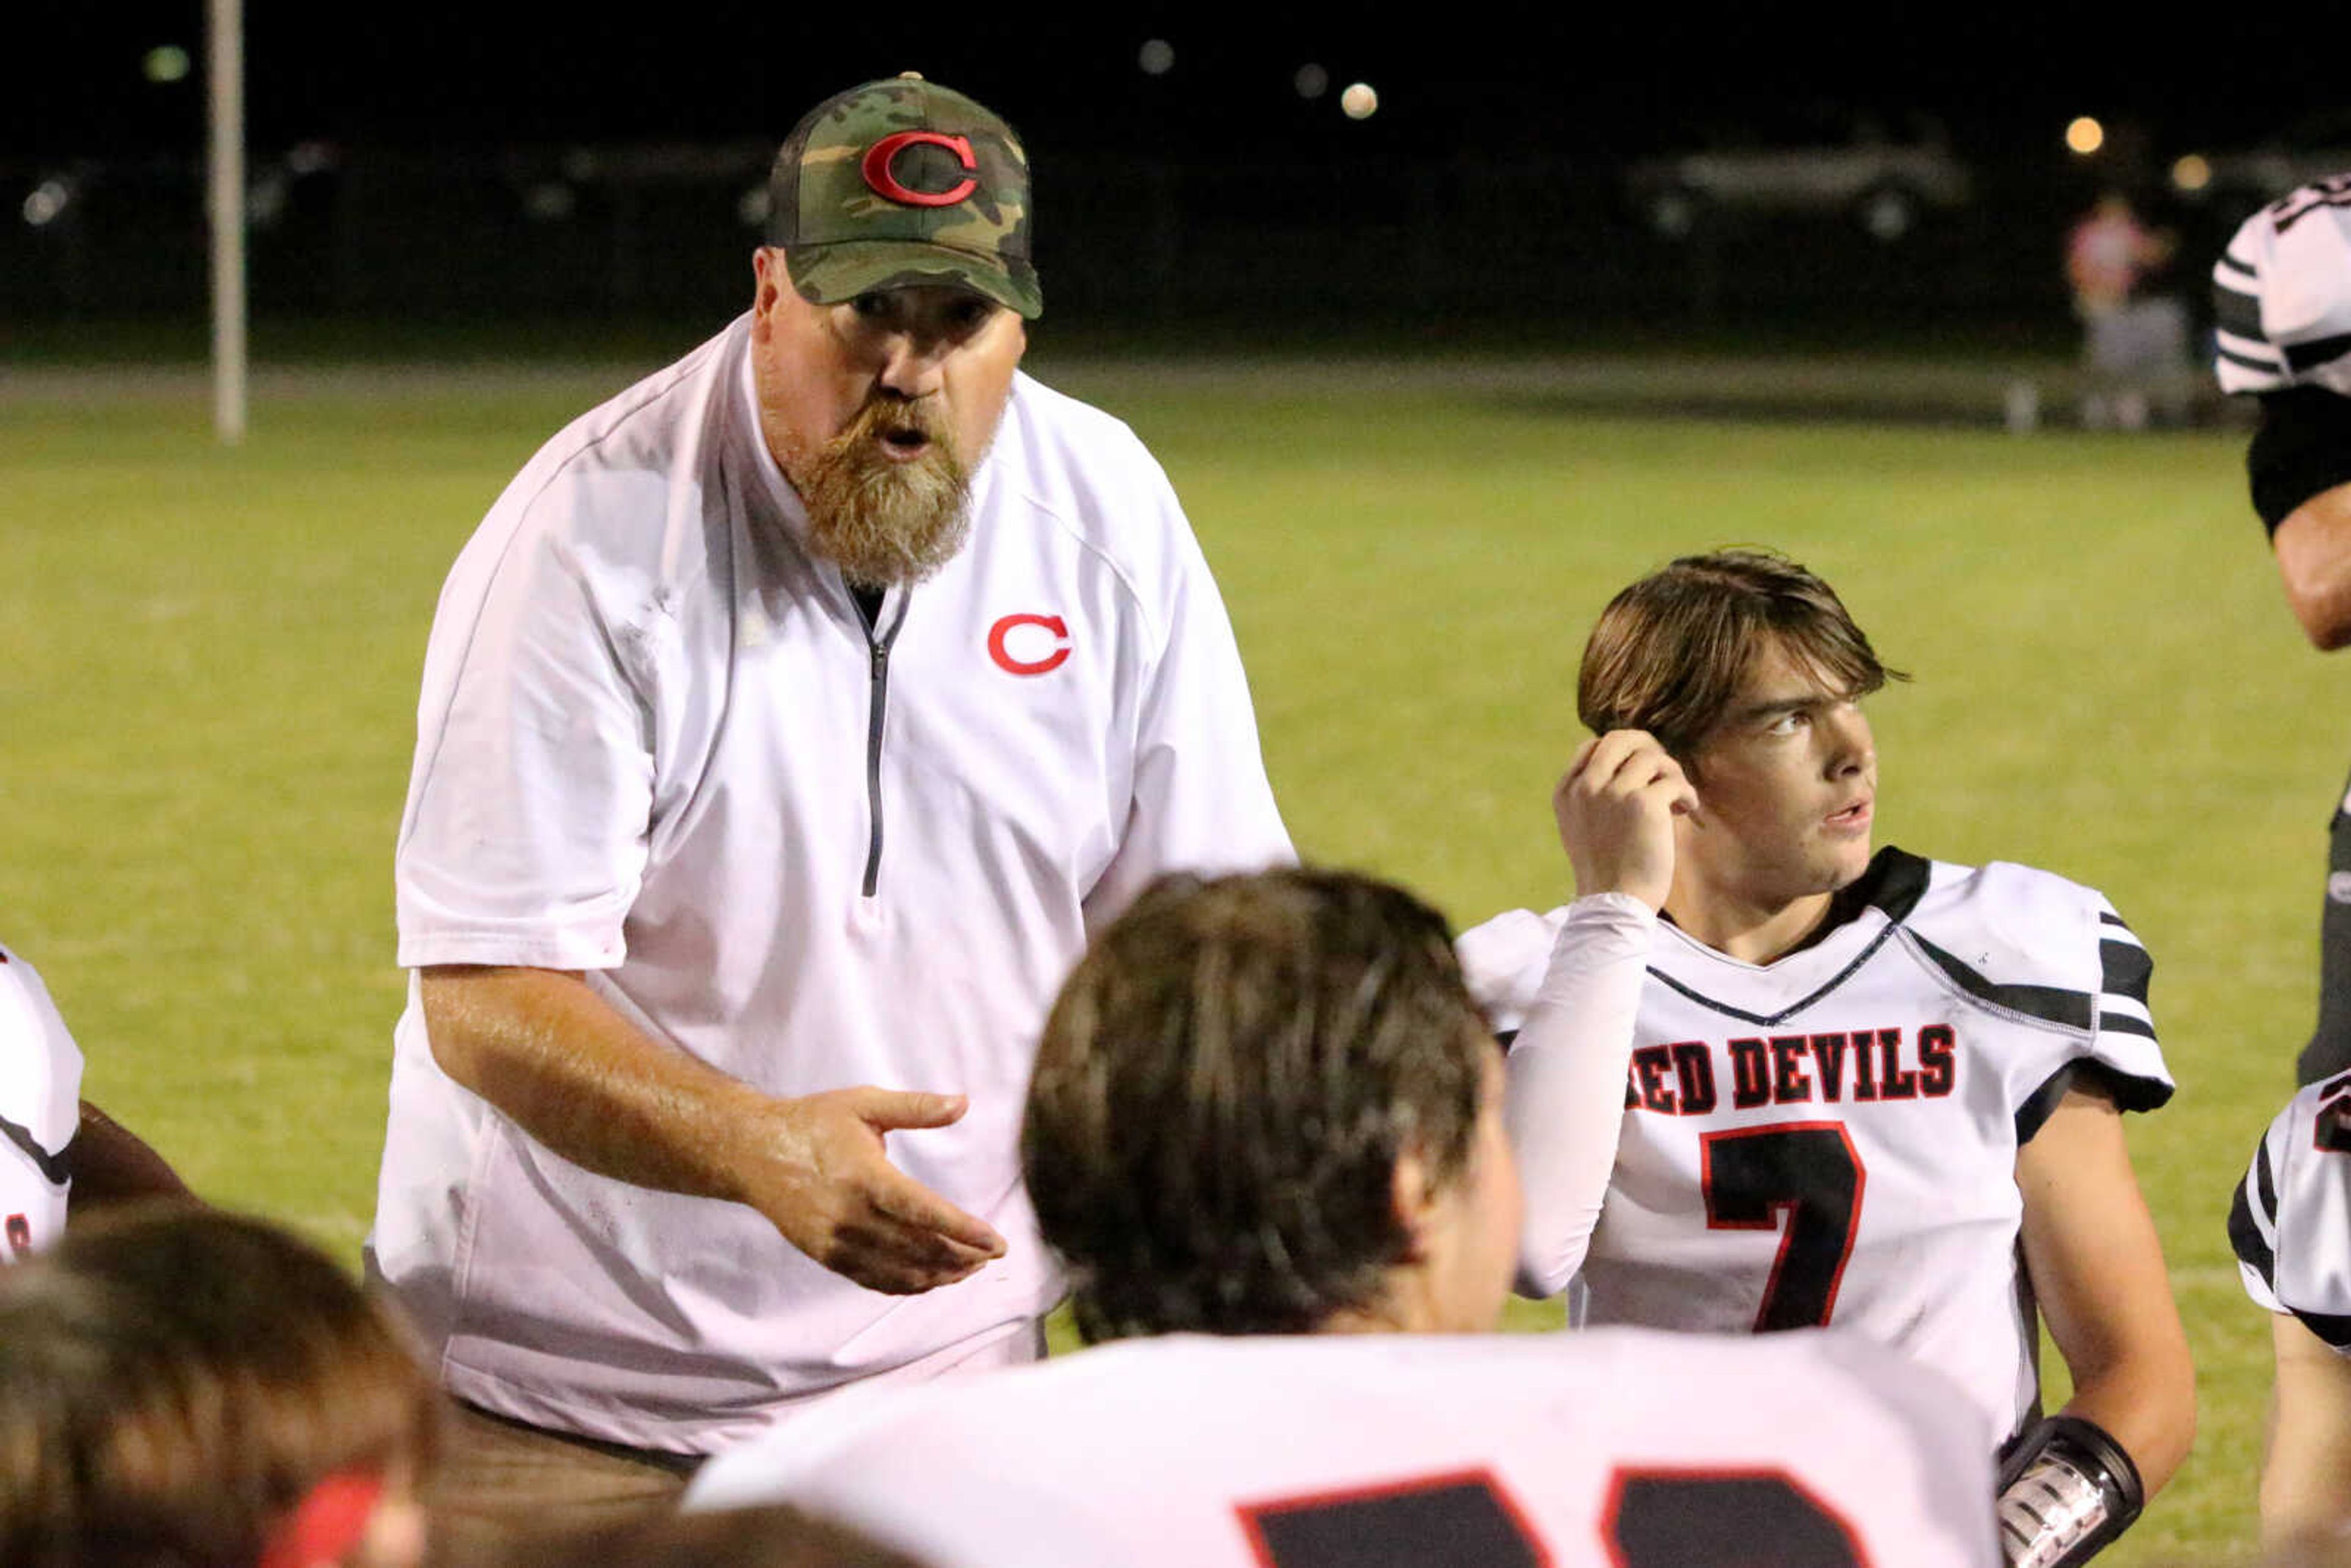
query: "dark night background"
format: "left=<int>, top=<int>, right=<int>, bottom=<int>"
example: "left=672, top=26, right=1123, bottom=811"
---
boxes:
left=7, top=7, right=2348, bottom=345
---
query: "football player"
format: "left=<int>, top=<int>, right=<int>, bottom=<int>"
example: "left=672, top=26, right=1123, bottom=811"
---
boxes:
left=1463, top=549, right=2195, bottom=1568
left=2230, top=1071, right=2351, bottom=1548
left=686, top=865, right=2001, bottom=1567
left=2211, top=171, right=2351, bottom=1086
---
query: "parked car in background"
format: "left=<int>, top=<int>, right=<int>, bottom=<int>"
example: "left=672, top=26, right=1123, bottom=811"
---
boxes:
left=1627, top=106, right=1973, bottom=242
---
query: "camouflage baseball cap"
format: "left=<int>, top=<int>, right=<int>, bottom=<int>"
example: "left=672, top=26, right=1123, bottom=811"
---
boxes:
left=767, top=76, right=1041, bottom=320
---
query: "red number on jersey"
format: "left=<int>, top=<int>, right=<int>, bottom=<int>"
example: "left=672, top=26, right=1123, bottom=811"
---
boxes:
left=1604, top=1468, right=1869, bottom=1567
left=1700, top=1122, right=1867, bottom=1331
left=4, top=1212, right=30, bottom=1259
left=1239, top=1466, right=1868, bottom=1566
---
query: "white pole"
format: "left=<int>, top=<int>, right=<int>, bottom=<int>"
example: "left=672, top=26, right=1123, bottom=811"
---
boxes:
left=208, top=0, right=246, bottom=444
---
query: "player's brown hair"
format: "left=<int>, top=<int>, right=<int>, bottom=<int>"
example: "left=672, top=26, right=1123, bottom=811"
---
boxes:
left=1578, top=547, right=1905, bottom=763
left=1022, top=866, right=1490, bottom=1341
left=516, top=1504, right=936, bottom=1568
left=0, top=1204, right=443, bottom=1568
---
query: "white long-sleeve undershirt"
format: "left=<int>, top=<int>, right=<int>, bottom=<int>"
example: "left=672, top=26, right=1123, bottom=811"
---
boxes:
left=1460, top=893, right=1655, bottom=1300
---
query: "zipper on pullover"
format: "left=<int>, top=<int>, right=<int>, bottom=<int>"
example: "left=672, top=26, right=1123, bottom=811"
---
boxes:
left=849, top=585, right=901, bottom=898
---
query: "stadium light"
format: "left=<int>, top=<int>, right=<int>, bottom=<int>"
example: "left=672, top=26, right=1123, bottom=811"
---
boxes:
left=21, top=178, right=70, bottom=228
left=2171, top=154, right=2212, bottom=193
left=144, top=45, right=192, bottom=84
left=1341, top=82, right=1378, bottom=120
left=2065, top=116, right=2104, bottom=155
left=1294, top=63, right=1329, bottom=100
left=1139, top=39, right=1174, bottom=76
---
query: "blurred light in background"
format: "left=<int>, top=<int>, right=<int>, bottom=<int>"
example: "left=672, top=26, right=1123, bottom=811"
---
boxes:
left=524, top=182, right=577, bottom=220
left=143, top=44, right=191, bottom=84
left=287, top=141, right=337, bottom=176
left=1341, top=82, right=1378, bottom=121
left=1138, top=39, right=1174, bottom=76
left=1294, top=63, right=1329, bottom=100
left=738, top=186, right=770, bottom=228
left=2170, top=153, right=2211, bottom=193
left=22, top=178, right=71, bottom=228
left=2065, top=116, right=2104, bottom=154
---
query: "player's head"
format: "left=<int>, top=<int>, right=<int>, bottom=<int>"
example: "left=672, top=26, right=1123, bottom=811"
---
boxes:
left=1023, top=866, right=1518, bottom=1342
left=1581, top=549, right=1902, bottom=905
left=0, top=1204, right=441, bottom=1568
left=751, top=75, right=1034, bottom=591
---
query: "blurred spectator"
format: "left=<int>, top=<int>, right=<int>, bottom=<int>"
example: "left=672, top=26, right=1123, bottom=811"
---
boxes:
left=0, top=1204, right=440, bottom=1568
left=2068, top=191, right=2192, bottom=428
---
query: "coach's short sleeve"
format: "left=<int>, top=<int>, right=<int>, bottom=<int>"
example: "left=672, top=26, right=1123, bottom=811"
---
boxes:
left=2232, top=1079, right=2351, bottom=1349
left=395, top=479, right=666, bottom=973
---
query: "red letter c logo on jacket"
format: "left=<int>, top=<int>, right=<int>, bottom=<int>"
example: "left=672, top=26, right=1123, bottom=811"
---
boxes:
left=989, top=613, right=1071, bottom=677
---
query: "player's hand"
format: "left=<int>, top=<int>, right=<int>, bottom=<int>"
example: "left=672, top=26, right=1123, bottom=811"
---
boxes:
left=1552, top=730, right=1697, bottom=913
left=751, top=1087, right=1008, bottom=1295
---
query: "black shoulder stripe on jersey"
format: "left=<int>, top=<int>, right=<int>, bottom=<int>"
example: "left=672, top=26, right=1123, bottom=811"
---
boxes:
left=2213, top=284, right=2267, bottom=342
left=2219, top=342, right=2283, bottom=375
left=2216, top=249, right=2258, bottom=285
left=2099, top=936, right=2152, bottom=1005
left=2296, top=1308, right=2351, bottom=1351
left=1911, top=932, right=2091, bottom=1030
left=0, top=1111, right=70, bottom=1188
left=2016, top=1060, right=2174, bottom=1145
left=2229, top=1169, right=2278, bottom=1286
left=2287, top=332, right=2351, bottom=373
left=2096, top=1010, right=2159, bottom=1040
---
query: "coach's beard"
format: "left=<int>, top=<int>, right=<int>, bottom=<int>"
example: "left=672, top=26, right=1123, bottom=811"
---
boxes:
left=795, top=397, right=972, bottom=591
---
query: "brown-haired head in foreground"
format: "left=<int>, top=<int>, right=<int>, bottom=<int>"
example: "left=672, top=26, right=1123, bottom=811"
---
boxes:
left=499, top=1504, right=934, bottom=1568
left=0, top=1203, right=441, bottom=1568
left=1022, top=866, right=1489, bottom=1341
left=1578, top=547, right=1906, bottom=764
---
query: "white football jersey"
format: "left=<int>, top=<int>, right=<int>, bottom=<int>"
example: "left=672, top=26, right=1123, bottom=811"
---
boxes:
left=0, top=942, right=82, bottom=1261
left=2230, top=1073, right=2351, bottom=1346
left=2214, top=173, right=2351, bottom=397
left=1466, top=849, right=2170, bottom=1455
left=687, top=1330, right=2000, bottom=1568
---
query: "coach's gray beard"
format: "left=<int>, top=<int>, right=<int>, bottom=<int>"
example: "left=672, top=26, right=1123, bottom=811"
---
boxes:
left=795, top=400, right=972, bottom=590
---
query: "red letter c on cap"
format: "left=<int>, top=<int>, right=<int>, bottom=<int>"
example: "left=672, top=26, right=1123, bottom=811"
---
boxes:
left=989, top=613, right=1071, bottom=676
left=862, top=132, right=978, bottom=208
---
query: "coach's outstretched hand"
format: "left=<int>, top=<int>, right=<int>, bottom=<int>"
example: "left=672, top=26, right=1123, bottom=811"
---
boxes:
left=752, top=1088, right=1008, bottom=1295
left=1553, top=730, right=1695, bottom=913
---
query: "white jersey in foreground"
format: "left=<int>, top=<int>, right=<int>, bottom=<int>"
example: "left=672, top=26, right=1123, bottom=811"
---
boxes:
left=0, top=942, right=82, bottom=1261
left=2214, top=173, right=2351, bottom=397
left=1463, top=848, right=2171, bottom=1454
left=688, top=1329, right=1999, bottom=1568
left=2231, top=1072, right=2351, bottom=1346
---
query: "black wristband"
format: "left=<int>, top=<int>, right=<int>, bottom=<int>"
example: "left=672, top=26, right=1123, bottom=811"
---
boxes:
left=2249, top=388, right=2351, bottom=534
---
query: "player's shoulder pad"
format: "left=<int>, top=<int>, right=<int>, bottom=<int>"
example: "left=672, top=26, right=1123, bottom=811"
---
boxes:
left=1455, top=906, right=1569, bottom=1035
left=2231, top=1075, right=2351, bottom=1350
left=1900, top=860, right=2139, bottom=1031
left=2214, top=172, right=2351, bottom=397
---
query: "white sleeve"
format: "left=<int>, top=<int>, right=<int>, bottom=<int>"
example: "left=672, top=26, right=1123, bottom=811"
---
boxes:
left=1081, top=512, right=1292, bottom=925
left=1502, top=893, right=1654, bottom=1298
left=0, top=948, right=84, bottom=1259
left=395, top=508, right=659, bottom=972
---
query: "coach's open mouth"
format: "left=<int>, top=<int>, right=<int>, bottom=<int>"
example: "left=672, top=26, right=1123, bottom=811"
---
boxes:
left=880, top=427, right=931, bottom=460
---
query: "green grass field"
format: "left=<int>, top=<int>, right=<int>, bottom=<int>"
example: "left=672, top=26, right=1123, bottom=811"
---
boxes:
left=0, top=353, right=2327, bottom=1562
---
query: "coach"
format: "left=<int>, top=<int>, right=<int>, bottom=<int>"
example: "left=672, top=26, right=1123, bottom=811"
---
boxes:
left=368, top=76, right=1291, bottom=1534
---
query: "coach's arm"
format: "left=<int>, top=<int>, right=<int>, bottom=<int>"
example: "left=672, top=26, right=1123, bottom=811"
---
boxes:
left=2015, top=1082, right=2197, bottom=1497
left=418, top=965, right=1005, bottom=1294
